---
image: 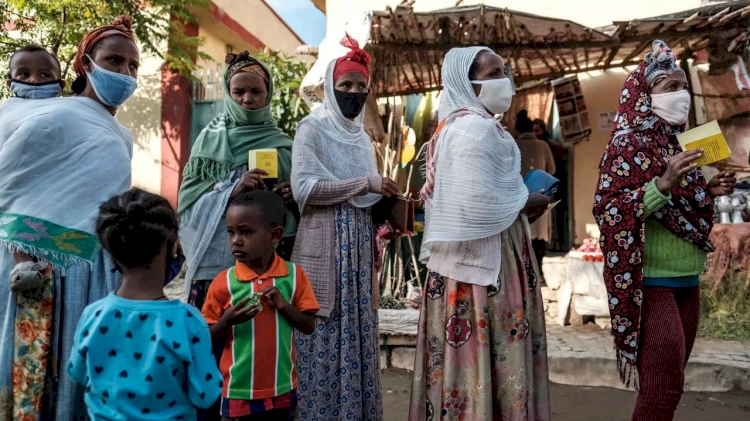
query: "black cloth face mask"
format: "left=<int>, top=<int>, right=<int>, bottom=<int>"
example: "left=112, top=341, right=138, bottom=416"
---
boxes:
left=333, top=89, right=368, bottom=119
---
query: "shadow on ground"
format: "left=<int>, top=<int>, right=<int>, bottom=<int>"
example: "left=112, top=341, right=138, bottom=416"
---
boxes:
left=382, top=368, right=750, bottom=421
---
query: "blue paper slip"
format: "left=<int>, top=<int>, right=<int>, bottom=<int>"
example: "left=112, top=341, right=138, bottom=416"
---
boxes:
left=524, top=169, right=561, bottom=196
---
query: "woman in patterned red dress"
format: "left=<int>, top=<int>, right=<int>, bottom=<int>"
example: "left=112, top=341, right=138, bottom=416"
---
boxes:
left=593, top=40, right=736, bottom=421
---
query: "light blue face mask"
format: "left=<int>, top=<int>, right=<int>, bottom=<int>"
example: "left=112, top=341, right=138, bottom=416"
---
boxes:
left=10, top=80, right=63, bottom=99
left=85, top=55, right=137, bottom=107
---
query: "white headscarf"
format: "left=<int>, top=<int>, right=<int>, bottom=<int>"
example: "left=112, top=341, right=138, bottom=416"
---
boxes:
left=291, top=59, right=381, bottom=211
left=422, top=46, right=529, bottom=251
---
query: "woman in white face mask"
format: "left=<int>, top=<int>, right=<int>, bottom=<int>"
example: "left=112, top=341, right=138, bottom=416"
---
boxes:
left=594, top=40, right=736, bottom=421
left=408, top=47, right=552, bottom=421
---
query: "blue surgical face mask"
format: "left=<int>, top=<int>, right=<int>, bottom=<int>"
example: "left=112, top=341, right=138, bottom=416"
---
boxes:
left=85, top=55, right=137, bottom=107
left=10, top=80, right=63, bottom=99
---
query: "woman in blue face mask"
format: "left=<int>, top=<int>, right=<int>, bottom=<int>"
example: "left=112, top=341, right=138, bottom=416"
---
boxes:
left=71, top=16, right=140, bottom=115
left=0, top=16, right=139, bottom=421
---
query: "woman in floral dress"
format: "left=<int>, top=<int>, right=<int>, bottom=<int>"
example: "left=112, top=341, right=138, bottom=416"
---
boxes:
left=291, top=35, right=398, bottom=421
left=409, top=46, right=552, bottom=421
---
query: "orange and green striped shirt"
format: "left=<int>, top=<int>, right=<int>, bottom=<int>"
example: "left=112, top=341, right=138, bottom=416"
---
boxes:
left=202, top=254, right=319, bottom=400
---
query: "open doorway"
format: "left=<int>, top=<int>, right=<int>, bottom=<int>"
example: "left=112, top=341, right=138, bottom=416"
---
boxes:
left=547, top=100, right=574, bottom=252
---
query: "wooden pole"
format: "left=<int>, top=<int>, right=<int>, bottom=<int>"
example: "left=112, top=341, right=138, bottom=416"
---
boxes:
left=680, top=56, right=697, bottom=129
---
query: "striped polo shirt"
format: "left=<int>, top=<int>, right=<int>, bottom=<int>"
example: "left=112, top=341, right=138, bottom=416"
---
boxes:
left=202, top=254, right=319, bottom=400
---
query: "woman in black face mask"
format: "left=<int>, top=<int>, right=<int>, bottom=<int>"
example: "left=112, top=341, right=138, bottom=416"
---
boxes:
left=290, top=34, right=398, bottom=419
left=333, top=67, right=370, bottom=121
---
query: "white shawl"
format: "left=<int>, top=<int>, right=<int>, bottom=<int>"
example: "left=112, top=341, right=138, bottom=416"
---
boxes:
left=0, top=97, right=133, bottom=268
left=421, top=47, right=529, bottom=266
left=292, top=59, right=381, bottom=211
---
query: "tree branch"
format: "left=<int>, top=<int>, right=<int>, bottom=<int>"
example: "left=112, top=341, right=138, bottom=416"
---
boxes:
left=51, top=7, right=66, bottom=55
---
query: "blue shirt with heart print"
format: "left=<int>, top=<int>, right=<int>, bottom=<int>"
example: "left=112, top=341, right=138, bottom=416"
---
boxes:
left=67, top=293, right=222, bottom=421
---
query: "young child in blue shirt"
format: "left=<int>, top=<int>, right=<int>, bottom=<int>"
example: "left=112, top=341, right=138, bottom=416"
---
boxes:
left=67, top=188, right=222, bottom=421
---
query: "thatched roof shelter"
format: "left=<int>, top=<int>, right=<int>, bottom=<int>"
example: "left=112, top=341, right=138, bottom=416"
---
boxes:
left=366, top=1, right=750, bottom=97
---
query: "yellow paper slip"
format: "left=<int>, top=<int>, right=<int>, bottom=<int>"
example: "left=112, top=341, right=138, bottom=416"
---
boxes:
left=248, top=149, right=278, bottom=179
left=676, top=120, right=731, bottom=166
left=548, top=200, right=561, bottom=210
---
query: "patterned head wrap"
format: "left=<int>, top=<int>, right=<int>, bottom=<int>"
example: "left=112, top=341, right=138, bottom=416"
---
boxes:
left=333, top=33, right=370, bottom=81
left=74, top=16, right=135, bottom=78
left=225, top=51, right=269, bottom=86
left=643, top=40, right=683, bottom=88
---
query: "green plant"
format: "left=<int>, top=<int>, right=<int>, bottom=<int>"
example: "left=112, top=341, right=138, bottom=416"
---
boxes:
left=254, top=48, right=311, bottom=138
left=379, top=294, right=406, bottom=310
left=699, top=271, right=750, bottom=341
left=0, top=0, right=211, bottom=98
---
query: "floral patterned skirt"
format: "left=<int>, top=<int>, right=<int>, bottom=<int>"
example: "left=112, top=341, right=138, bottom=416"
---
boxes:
left=0, top=251, right=120, bottom=421
left=408, top=218, right=551, bottom=421
left=10, top=263, right=54, bottom=421
left=295, top=204, right=382, bottom=421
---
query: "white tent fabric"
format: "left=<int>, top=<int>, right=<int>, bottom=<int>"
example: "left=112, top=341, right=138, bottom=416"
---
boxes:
left=299, top=11, right=373, bottom=110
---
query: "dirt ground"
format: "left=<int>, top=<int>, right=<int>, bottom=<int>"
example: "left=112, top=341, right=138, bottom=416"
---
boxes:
left=381, top=368, right=750, bottom=421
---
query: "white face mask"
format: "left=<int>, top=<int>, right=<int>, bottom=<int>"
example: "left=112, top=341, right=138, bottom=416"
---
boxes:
left=471, top=78, right=513, bottom=115
left=651, top=90, right=691, bottom=125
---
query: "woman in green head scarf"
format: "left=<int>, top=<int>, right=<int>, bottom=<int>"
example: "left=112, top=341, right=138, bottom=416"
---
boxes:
left=178, top=51, right=296, bottom=314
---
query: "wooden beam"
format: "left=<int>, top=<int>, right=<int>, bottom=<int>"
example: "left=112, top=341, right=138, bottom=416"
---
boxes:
left=507, top=15, right=534, bottom=77
left=680, top=58, right=697, bottom=128
left=597, top=47, right=608, bottom=65
left=371, top=18, right=750, bottom=52
left=529, top=42, right=559, bottom=74
left=556, top=48, right=572, bottom=70
left=546, top=48, right=567, bottom=73
left=566, top=25, right=581, bottom=71
left=697, top=7, right=730, bottom=28
left=515, top=58, right=643, bottom=82
left=414, top=19, right=438, bottom=89
left=479, top=4, right=486, bottom=44
left=621, top=23, right=666, bottom=64
left=373, top=58, right=644, bottom=98
left=397, top=12, right=424, bottom=86
left=603, top=45, right=620, bottom=67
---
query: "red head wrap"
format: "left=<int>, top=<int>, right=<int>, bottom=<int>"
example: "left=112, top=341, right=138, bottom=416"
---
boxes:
left=74, top=16, right=135, bottom=77
left=333, top=33, right=370, bottom=81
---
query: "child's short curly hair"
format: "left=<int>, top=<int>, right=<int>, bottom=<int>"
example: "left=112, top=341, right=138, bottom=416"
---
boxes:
left=228, top=190, right=286, bottom=229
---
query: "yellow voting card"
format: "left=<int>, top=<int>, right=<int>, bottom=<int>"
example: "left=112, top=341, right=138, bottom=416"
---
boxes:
left=676, top=120, right=731, bottom=166
left=248, top=149, right=278, bottom=179
left=548, top=200, right=561, bottom=210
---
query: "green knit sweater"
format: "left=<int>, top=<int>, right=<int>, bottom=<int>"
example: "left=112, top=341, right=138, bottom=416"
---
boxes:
left=642, top=178, right=707, bottom=278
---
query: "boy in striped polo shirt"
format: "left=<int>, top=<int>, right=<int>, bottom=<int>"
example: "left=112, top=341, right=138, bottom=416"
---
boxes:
left=202, top=191, right=319, bottom=421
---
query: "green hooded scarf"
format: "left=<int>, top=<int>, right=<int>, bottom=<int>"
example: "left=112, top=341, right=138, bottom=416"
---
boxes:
left=178, top=55, right=296, bottom=237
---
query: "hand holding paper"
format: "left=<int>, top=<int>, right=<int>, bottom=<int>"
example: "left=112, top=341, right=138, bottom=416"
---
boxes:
left=656, top=149, right=704, bottom=194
